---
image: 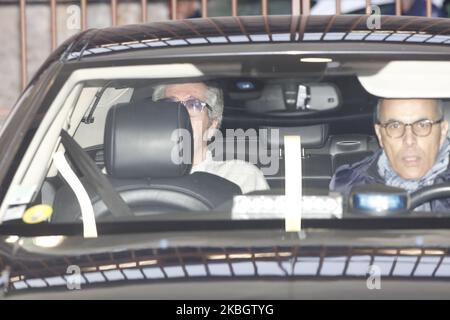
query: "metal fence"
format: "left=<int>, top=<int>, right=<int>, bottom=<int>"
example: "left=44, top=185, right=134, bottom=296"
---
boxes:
left=13, top=0, right=435, bottom=91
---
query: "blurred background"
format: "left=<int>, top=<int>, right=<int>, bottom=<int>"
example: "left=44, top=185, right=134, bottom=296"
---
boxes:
left=0, top=0, right=449, bottom=124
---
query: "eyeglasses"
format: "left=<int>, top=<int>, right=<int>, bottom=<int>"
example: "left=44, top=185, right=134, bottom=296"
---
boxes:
left=377, top=118, right=443, bottom=138
left=158, top=97, right=212, bottom=113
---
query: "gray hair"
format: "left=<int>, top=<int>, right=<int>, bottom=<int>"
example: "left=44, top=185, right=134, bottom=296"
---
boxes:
left=374, top=98, right=444, bottom=123
left=152, top=82, right=224, bottom=126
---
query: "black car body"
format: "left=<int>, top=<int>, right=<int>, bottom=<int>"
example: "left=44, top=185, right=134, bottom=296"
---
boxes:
left=1, top=15, right=450, bottom=299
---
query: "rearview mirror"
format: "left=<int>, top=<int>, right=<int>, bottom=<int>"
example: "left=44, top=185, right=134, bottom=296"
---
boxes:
left=243, top=82, right=341, bottom=114
left=296, top=83, right=341, bottom=111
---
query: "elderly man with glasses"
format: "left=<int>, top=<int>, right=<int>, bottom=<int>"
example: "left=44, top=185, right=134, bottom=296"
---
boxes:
left=330, top=98, right=450, bottom=211
left=153, top=82, right=269, bottom=194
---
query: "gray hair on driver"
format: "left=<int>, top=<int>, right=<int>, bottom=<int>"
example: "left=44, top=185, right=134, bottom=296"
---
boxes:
left=152, top=82, right=224, bottom=126
left=374, top=98, right=444, bottom=123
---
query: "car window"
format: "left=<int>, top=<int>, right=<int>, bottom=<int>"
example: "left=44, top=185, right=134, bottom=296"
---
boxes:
left=1, top=54, right=450, bottom=237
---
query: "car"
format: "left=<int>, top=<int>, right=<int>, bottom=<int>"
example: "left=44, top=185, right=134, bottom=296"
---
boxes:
left=0, top=14, right=450, bottom=300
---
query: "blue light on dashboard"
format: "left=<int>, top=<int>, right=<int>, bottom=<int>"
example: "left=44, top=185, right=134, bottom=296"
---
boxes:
left=352, top=193, right=407, bottom=214
left=236, top=81, right=255, bottom=91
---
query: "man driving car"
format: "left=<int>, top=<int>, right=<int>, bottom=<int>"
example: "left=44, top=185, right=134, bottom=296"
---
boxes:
left=152, top=82, right=269, bottom=194
left=330, top=98, right=450, bottom=211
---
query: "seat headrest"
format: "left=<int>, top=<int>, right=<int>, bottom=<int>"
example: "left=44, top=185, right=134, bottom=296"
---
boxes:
left=104, top=100, right=193, bottom=178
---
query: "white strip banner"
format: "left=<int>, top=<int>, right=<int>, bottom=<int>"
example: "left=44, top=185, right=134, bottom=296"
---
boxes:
left=284, top=135, right=302, bottom=232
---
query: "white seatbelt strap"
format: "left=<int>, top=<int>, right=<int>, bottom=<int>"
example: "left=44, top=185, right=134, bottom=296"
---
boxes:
left=53, top=151, right=98, bottom=238
left=284, top=135, right=302, bottom=232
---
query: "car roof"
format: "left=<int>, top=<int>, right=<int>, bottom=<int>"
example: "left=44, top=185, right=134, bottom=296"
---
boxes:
left=61, top=15, right=450, bottom=61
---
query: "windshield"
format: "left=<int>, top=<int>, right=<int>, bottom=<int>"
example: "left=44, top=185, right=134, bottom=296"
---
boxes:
left=2, top=54, right=450, bottom=240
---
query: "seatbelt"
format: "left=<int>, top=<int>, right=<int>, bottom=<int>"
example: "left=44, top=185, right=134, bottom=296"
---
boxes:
left=53, top=151, right=97, bottom=238
left=60, top=129, right=133, bottom=218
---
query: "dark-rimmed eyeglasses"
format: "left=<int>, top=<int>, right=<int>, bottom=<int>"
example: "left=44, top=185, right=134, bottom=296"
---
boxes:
left=377, top=118, right=444, bottom=138
left=158, top=97, right=212, bottom=113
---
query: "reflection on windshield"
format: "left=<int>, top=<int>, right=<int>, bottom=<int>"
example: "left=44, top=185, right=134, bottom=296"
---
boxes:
left=4, top=61, right=450, bottom=230
left=9, top=246, right=450, bottom=292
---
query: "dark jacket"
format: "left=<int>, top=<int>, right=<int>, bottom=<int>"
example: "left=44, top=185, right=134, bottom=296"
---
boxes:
left=330, top=149, right=450, bottom=212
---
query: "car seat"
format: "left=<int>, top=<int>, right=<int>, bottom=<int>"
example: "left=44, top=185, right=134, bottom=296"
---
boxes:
left=52, top=100, right=242, bottom=222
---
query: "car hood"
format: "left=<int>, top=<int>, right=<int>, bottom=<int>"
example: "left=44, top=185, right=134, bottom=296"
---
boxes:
left=1, top=228, right=450, bottom=299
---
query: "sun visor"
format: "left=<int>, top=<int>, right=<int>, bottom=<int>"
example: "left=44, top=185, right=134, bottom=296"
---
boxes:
left=358, top=61, right=450, bottom=98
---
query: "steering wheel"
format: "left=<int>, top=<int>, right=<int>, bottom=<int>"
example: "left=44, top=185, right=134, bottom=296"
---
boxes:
left=409, top=182, right=450, bottom=210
